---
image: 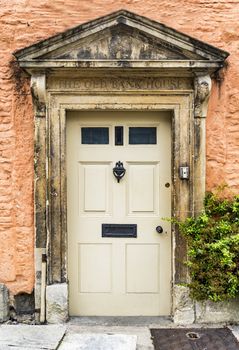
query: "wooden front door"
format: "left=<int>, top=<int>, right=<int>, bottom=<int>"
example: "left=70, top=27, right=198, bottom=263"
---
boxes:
left=67, top=111, right=172, bottom=316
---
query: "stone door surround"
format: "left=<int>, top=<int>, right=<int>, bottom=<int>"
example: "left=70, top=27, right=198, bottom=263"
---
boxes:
left=14, top=10, right=228, bottom=322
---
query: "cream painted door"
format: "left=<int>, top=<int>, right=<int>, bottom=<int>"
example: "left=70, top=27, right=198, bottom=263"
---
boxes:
left=67, top=111, right=171, bottom=316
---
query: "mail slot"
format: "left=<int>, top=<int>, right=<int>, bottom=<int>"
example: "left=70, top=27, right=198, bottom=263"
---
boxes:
left=102, top=224, right=137, bottom=238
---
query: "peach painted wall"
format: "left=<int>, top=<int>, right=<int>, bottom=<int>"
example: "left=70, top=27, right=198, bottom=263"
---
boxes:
left=0, top=0, right=238, bottom=295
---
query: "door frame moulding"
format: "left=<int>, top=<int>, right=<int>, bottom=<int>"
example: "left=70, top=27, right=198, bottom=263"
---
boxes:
left=31, top=71, right=210, bottom=321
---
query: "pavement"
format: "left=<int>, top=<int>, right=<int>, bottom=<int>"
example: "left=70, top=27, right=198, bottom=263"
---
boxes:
left=0, top=317, right=238, bottom=350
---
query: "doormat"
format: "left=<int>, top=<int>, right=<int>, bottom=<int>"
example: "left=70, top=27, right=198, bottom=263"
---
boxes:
left=150, top=328, right=239, bottom=350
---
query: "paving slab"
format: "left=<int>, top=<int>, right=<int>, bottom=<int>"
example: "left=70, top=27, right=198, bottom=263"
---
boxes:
left=58, top=333, right=137, bottom=350
left=66, top=325, right=153, bottom=349
left=231, top=326, right=239, bottom=341
left=0, top=346, right=35, bottom=350
left=0, top=325, right=66, bottom=349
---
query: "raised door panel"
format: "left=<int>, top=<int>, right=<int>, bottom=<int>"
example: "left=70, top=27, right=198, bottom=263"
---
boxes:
left=126, top=244, right=160, bottom=293
left=78, top=244, right=112, bottom=293
left=127, top=162, right=159, bottom=215
left=79, top=162, right=112, bottom=215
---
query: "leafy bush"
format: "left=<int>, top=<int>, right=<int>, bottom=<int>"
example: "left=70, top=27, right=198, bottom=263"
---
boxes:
left=175, top=190, right=239, bottom=302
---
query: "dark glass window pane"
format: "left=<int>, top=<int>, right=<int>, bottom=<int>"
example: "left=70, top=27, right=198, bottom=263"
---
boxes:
left=115, top=126, right=124, bottom=146
left=129, top=127, right=157, bottom=144
left=81, top=127, right=109, bottom=144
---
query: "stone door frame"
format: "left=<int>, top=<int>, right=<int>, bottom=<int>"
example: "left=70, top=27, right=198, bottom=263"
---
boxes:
left=31, top=71, right=211, bottom=321
left=13, top=9, right=228, bottom=323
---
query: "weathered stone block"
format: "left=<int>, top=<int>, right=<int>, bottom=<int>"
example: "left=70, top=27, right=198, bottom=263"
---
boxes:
left=173, top=285, right=195, bottom=325
left=0, top=284, right=9, bottom=322
left=46, top=283, right=68, bottom=324
left=196, top=298, right=239, bottom=324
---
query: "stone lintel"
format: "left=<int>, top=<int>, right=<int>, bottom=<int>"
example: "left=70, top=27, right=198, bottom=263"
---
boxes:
left=47, top=76, right=193, bottom=92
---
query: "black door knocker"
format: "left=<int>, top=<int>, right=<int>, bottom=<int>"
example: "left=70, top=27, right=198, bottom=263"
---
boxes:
left=113, top=161, right=126, bottom=183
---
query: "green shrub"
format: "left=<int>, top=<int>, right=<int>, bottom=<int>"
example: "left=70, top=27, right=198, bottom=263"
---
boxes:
left=175, top=190, right=239, bottom=302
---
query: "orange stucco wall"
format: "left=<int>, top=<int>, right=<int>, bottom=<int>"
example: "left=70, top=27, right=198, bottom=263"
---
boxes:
left=0, top=0, right=238, bottom=295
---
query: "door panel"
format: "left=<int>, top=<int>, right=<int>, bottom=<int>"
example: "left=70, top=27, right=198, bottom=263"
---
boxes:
left=128, top=162, right=158, bottom=214
left=126, top=244, right=159, bottom=293
left=78, top=244, right=112, bottom=293
left=67, top=111, right=172, bottom=316
left=80, top=162, right=111, bottom=213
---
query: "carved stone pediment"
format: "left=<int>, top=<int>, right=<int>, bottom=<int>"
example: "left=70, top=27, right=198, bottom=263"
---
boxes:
left=14, top=10, right=228, bottom=72
left=36, top=24, right=197, bottom=61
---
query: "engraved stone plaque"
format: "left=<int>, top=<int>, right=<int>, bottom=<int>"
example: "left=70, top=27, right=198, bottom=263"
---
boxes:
left=48, top=77, right=193, bottom=91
